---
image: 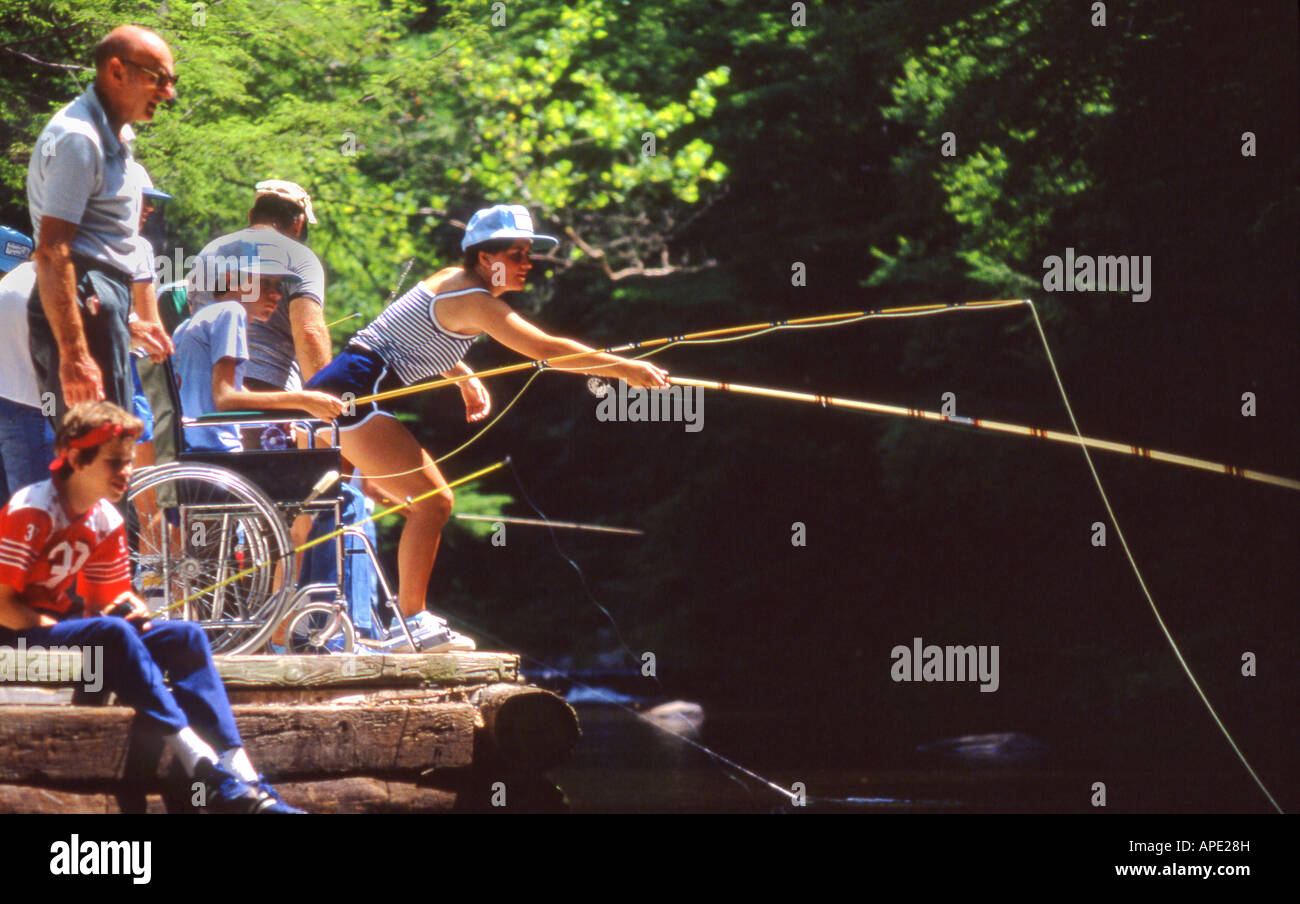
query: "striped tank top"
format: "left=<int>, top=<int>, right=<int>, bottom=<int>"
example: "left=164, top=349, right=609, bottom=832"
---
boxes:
left=351, top=284, right=481, bottom=385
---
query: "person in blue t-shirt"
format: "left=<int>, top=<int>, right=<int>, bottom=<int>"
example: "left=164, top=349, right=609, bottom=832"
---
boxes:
left=171, top=240, right=343, bottom=452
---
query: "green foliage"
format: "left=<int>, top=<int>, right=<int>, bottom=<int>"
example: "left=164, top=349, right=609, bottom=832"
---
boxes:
left=870, top=0, right=1117, bottom=295
left=407, top=0, right=730, bottom=280
left=1, top=0, right=731, bottom=325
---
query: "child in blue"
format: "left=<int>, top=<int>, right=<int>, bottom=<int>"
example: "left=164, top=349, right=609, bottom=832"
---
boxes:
left=172, top=239, right=344, bottom=449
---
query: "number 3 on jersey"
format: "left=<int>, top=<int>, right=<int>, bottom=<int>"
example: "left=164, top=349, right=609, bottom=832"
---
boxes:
left=46, top=540, right=91, bottom=584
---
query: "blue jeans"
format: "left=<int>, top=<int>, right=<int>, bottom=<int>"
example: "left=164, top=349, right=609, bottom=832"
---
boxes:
left=0, top=619, right=242, bottom=751
left=0, top=396, right=54, bottom=497
left=298, top=482, right=376, bottom=637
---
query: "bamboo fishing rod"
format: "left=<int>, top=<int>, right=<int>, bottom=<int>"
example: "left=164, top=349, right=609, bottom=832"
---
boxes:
left=325, top=312, right=362, bottom=328
left=352, top=299, right=1028, bottom=405
left=667, top=376, right=1300, bottom=491
left=453, top=513, right=643, bottom=535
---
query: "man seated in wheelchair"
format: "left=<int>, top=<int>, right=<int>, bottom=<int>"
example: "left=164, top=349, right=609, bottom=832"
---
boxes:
left=0, top=402, right=304, bottom=812
left=172, top=240, right=345, bottom=451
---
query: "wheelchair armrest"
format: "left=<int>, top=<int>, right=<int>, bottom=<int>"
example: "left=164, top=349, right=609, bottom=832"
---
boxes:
left=187, top=410, right=319, bottom=426
left=181, top=412, right=340, bottom=450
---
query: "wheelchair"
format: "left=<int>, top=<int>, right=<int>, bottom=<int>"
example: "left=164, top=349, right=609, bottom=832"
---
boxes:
left=125, top=360, right=413, bottom=655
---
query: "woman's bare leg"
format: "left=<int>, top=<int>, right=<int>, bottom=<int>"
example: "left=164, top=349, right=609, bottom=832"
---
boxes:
left=339, top=416, right=452, bottom=619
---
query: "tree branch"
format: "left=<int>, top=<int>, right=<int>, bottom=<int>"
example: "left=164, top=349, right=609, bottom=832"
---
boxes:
left=3, top=49, right=91, bottom=72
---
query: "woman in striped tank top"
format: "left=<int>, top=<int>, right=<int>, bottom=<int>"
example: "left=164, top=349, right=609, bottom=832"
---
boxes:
left=308, top=206, right=667, bottom=647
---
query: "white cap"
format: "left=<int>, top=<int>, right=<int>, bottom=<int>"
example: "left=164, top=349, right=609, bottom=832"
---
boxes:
left=461, top=204, right=557, bottom=250
left=254, top=179, right=317, bottom=224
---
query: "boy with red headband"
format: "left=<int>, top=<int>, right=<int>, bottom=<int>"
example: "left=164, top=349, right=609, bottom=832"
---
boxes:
left=0, top=401, right=303, bottom=813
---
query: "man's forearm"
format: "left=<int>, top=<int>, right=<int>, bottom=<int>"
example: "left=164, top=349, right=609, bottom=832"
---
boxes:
left=132, top=280, right=162, bottom=324
left=290, top=297, right=333, bottom=382
left=34, top=243, right=89, bottom=356
left=296, top=330, right=332, bottom=382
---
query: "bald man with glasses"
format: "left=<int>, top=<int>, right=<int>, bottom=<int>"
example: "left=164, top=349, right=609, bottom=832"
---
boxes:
left=27, top=25, right=175, bottom=424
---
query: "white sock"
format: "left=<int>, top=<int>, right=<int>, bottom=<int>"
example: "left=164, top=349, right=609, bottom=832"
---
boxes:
left=219, top=747, right=259, bottom=782
left=165, top=727, right=219, bottom=778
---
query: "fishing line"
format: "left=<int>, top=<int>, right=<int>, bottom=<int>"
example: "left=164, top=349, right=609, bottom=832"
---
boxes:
left=385, top=257, right=415, bottom=306
left=1024, top=299, right=1285, bottom=814
left=629, top=298, right=1027, bottom=356
left=503, top=456, right=661, bottom=694
left=359, top=370, right=542, bottom=481
left=417, top=607, right=801, bottom=806
left=146, top=459, right=507, bottom=618
left=566, top=296, right=1289, bottom=809
left=428, top=299, right=1029, bottom=469
left=353, top=299, right=1027, bottom=406
left=434, top=371, right=540, bottom=465
left=637, top=298, right=1287, bottom=811
left=490, top=462, right=894, bottom=807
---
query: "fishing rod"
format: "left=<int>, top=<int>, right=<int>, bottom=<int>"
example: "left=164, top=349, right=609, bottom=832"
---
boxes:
left=664, top=376, right=1300, bottom=492
left=369, top=292, right=1297, bottom=492
left=453, top=513, right=643, bottom=535
left=352, top=299, right=1028, bottom=405
left=325, top=312, right=361, bottom=328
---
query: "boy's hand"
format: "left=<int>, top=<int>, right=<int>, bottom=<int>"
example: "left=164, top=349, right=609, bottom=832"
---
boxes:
left=107, top=592, right=152, bottom=631
left=302, top=391, right=346, bottom=422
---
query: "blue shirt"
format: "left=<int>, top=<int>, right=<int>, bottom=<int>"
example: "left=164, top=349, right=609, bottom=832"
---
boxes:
left=171, top=301, right=248, bottom=452
left=27, top=86, right=145, bottom=277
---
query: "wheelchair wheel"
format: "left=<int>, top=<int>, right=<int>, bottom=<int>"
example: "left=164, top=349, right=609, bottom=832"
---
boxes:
left=283, top=602, right=356, bottom=654
left=127, top=462, right=296, bottom=654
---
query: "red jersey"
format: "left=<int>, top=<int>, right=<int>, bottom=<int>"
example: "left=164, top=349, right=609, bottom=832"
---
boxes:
left=0, top=479, right=132, bottom=617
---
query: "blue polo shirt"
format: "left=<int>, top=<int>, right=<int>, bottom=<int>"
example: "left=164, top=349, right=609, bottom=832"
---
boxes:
left=27, top=85, right=145, bottom=277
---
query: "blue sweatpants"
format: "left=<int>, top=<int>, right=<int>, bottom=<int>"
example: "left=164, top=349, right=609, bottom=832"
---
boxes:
left=0, top=618, right=242, bottom=751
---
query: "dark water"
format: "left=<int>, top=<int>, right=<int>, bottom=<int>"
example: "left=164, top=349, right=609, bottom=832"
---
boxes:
left=548, top=700, right=1281, bottom=814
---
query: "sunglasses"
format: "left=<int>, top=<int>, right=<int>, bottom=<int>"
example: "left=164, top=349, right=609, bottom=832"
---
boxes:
left=123, top=59, right=179, bottom=89
left=502, top=249, right=531, bottom=263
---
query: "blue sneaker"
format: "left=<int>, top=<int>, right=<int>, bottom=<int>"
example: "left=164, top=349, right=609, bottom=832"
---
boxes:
left=253, top=775, right=307, bottom=814
left=196, top=760, right=304, bottom=814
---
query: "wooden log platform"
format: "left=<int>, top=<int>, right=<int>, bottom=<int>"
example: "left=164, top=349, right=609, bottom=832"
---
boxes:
left=0, top=649, right=578, bottom=813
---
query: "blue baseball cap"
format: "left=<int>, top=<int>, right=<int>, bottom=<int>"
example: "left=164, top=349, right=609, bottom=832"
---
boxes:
left=461, top=205, right=558, bottom=251
left=142, top=185, right=172, bottom=202
left=191, top=239, right=298, bottom=292
left=0, top=226, right=33, bottom=273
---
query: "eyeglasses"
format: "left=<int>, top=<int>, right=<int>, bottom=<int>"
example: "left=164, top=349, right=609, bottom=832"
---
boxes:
left=122, top=59, right=179, bottom=90
left=502, top=249, right=531, bottom=263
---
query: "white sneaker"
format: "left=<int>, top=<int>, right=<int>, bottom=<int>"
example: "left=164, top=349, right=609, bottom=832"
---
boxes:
left=377, top=611, right=476, bottom=653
